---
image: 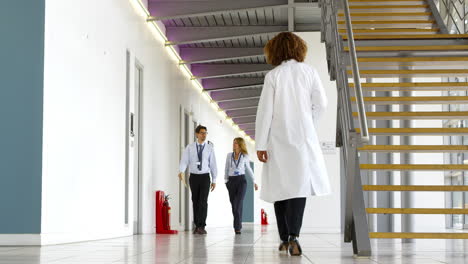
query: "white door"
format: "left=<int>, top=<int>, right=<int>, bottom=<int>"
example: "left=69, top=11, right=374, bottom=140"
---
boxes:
left=126, top=54, right=143, bottom=234
left=179, top=109, right=194, bottom=231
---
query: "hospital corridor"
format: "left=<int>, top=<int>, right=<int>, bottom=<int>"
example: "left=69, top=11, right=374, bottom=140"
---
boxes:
left=2, top=0, right=468, bottom=263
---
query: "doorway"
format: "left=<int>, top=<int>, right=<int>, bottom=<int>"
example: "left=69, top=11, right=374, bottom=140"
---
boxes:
left=242, top=161, right=255, bottom=222
left=125, top=52, right=143, bottom=234
left=179, top=108, right=195, bottom=231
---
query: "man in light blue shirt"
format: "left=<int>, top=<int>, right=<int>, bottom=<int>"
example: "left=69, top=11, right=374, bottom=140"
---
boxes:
left=178, top=125, right=217, bottom=235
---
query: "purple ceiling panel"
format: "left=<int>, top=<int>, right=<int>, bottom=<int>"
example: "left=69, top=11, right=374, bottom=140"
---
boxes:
left=239, top=123, right=255, bottom=130
left=226, top=108, right=258, bottom=118
left=218, top=98, right=259, bottom=110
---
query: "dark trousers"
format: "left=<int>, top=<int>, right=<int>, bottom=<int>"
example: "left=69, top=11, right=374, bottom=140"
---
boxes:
left=189, top=173, right=211, bottom=228
left=226, top=175, right=247, bottom=230
left=274, top=197, right=307, bottom=241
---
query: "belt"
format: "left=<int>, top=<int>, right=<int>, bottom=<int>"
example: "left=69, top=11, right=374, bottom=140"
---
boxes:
left=228, top=174, right=245, bottom=178
left=190, top=173, right=209, bottom=176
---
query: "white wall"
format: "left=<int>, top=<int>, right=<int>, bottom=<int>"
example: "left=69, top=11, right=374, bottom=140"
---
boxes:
left=42, top=0, right=254, bottom=244
left=253, top=32, right=341, bottom=233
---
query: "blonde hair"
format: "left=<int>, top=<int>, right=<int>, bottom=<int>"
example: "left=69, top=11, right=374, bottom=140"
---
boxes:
left=233, top=137, right=248, bottom=155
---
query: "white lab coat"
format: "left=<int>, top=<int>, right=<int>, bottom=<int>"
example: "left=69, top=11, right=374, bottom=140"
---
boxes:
left=255, top=59, right=331, bottom=203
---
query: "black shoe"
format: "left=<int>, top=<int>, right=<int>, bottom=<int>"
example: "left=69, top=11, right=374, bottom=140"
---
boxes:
left=288, top=236, right=302, bottom=256
left=235, top=230, right=241, bottom=235
left=199, top=227, right=207, bottom=235
left=193, top=227, right=200, bottom=234
left=278, top=241, right=289, bottom=251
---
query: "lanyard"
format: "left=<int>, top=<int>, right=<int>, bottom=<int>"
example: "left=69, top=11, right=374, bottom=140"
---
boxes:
left=231, top=153, right=243, bottom=169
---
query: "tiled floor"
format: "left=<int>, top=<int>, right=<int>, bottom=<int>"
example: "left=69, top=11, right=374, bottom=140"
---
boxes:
left=1, top=225, right=468, bottom=263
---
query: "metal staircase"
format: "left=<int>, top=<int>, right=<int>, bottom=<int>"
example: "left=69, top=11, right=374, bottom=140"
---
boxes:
left=321, top=0, right=468, bottom=256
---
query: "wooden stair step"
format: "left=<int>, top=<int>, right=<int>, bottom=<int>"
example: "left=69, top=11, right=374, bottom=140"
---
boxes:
left=363, top=185, right=468, bottom=191
left=338, top=20, right=433, bottom=24
left=339, top=28, right=439, bottom=35
left=367, top=208, right=468, bottom=214
left=360, top=164, right=468, bottom=171
left=355, top=127, right=468, bottom=135
left=356, top=57, right=468, bottom=65
left=347, top=4, right=429, bottom=9
left=349, top=82, right=468, bottom=91
left=345, top=33, right=468, bottom=40
left=337, top=20, right=435, bottom=29
left=350, top=1, right=427, bottom=6
left=349, top=0, right=427, bottom=3
left=370, top=232, right=468, bottom=239
left=359, top=145, right=468, bottom=153
left=352, top=111, right=468, bottom=120
left=347, top=69, right=468, bottom=77
left=345, top=45, right=468, bottom=51
left=338, top=12, right=432, bottom=21
left=350, top=96, right=468, bottom=104
left=345, top=6, right=431, bottom=13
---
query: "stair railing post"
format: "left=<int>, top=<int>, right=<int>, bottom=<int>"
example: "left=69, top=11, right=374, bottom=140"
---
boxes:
left=426, top=0, right=450, bottom=34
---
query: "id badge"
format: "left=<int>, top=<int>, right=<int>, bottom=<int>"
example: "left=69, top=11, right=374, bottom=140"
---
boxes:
left=234, top=170, right=240, bottom=176
left=196, top=162, right=201, bottom=165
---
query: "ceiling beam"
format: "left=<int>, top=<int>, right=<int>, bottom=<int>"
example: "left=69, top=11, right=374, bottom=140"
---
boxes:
left=211, top=88, right=262, bottom=100
left=179, top=48, right=264, bottom=64
left=232, top=114, right=257, bottom=119
left=295, top=23, right=321, bottom=31
left=226, top=108, right=258, bottom=117
left=207, top=84, right=263, bottom=93
left=147, top=1, right=318, bottom=21
left=288, top=0, right=295, bottom=32
left=233, top=118, right=256, bottom=125
left=192, top=64, right=272, bottom=79
left=148, top=3, right=288, bottom=21
left=203, top=77, right=264, bottom=90
left=217, top=96, right=261, bottom=103
left=165, top=26, right=287, bottom=46
left=148, top=0, right=287, bottom=21
left=219, top=98, right=259, bottom=109
left=212, top=91, right=262, bottom=104
left=222, top=105, right=258, bottom=111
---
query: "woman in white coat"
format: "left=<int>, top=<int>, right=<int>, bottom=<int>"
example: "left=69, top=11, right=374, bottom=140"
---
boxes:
left=255, top=32, right=331, bottom=256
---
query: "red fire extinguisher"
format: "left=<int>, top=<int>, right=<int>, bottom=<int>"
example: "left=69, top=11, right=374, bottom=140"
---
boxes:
left=156, top=190, right=178, bottom=234
left=261, top=208, right=269, bottom=225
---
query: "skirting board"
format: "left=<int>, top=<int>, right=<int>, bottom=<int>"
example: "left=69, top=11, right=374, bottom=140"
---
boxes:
left=0, top=231, right=132, bottom=246
left=0, top=235, right=41, bottom=246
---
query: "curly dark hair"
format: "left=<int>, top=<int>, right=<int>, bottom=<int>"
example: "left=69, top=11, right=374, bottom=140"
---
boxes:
left=264, top=32, right=308, bottom=66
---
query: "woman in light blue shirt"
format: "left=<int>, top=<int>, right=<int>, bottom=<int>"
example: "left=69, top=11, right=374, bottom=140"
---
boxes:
left=225, top=137, right=258, bottom=234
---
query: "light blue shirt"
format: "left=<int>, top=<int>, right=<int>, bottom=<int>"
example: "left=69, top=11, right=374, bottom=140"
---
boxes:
left=179, top=141, right=218, bottom=182
left=224, top=152, right=255, bottom=183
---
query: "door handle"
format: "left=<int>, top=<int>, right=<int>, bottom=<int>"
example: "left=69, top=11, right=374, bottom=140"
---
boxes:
left=130, top=113, right=135, bottom=137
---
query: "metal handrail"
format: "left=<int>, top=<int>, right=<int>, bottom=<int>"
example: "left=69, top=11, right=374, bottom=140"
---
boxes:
left=340, top=0, right=369, bottom=143
left=320, top=0, right=372, bottom=255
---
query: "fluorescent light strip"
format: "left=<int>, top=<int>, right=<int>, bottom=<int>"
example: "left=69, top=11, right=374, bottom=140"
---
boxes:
left=129, top=0, right=255, bottom=144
